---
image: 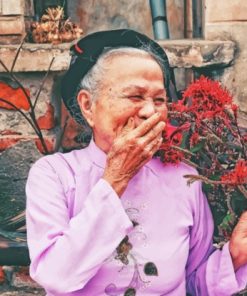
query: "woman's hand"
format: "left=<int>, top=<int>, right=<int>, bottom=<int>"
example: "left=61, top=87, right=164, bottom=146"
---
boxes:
left=102, top=113, right=165, bottom=196
left=229, top=211, right=247, bottom=271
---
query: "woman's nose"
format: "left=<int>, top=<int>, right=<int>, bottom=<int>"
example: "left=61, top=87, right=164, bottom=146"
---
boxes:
left=138, top=100, right=156, bottom=119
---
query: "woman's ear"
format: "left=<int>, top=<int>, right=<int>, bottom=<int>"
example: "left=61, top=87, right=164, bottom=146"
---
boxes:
left=77, top=89, right=94, bottom=127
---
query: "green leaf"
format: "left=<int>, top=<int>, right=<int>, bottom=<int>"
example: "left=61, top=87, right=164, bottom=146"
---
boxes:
left=220, top=213, right=237, bottom=231
left=180, top=131, right=190, bottom=149
left=202, top=183, right=214, bottom=193
left=209, top=174, right=221, bottom=181
left=190, top=140, right=205, bottom=153
left=231, top=191, right=247, bottom=216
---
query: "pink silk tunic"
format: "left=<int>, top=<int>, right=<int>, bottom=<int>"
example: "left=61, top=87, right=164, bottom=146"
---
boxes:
left=26, top=140, right=247, bottom=295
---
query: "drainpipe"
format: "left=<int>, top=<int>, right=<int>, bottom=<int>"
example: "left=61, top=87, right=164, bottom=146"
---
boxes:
left=149, top=0, right=178, bottom=101
left=192, top=0, right=202, bottom=38
left=149, top=0, right=169, bottom=40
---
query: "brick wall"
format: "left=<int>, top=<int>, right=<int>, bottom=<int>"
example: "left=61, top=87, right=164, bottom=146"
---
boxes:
left=0, top=74, right=57, bottom=154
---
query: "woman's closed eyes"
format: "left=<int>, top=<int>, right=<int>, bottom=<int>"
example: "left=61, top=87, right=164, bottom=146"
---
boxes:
left=125, top=95, right=166, bottom=105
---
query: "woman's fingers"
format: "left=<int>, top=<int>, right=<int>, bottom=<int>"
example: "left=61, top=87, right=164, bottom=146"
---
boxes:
left=127, top=120, right=164, bottom=158
left=141, top=121, right=165, bottom=145
left=114, top=114, right=165, bottom=156
left=104, top=117, right=164, bottom=196
left=133, top=113, right=162, bottom=137
left=116, top=113, right=165, bottom=147
left=117, top=117, right=135, bottom=137
left=126, top=134, right=163, bottom=169
left=133, top=137, right=163, bottom=172
left=151, top=137, right=163, bottom=154
left=142, top=135, right=163, bottom=159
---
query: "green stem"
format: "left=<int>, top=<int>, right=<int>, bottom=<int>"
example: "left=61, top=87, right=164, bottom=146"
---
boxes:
left=237, top=185, right=247, bottom=199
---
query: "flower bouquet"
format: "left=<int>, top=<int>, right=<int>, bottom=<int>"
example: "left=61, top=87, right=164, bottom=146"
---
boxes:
left=161, top=76, right=247, bottom=243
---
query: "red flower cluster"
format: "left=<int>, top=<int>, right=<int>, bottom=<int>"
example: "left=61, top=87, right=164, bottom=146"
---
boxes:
left=160, top=122, right=187, bottom=164
left=162, top=76, right=247, bottom=241
left=221, top=160, right=247, bottom=185
left=189, top=132, right=200, bottom=147
left=171, top=76, right=235, bottom=123
left=160, top=142, right=184, bottom=164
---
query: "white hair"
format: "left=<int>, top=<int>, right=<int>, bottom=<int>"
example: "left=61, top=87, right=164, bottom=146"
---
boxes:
left=72, top=46, right=166, bottom=143
left=77, top=46, right=165, bottom=100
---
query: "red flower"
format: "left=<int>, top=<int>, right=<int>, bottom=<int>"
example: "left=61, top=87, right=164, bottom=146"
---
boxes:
left=221, top=160, right=247, bottom=185
left=171, top=132, right=183, bottom=146
left=190, top=132, right=200, bottom=147
left=231, top=103, right=238, bottom=119
left=165, top=122, right=178, bottom=138
left=164, top=122, right=190, bottom=146
left=160, top=122, right=187, bottom=164
left=171, top=101, right=188, bottom=113
left=179, top=76, right=234, bottom=122
left=160, top=143, right=184, bottom=164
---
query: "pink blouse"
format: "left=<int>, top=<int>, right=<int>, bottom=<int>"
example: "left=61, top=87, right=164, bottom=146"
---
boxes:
left=26, top=140, right=247, bottom=295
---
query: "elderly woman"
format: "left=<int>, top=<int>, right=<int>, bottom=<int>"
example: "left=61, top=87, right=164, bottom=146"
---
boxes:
left=26, top=29, right=247, bottom=296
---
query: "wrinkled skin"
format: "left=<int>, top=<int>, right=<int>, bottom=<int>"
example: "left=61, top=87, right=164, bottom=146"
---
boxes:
left=103, top=113, right=165, bottom=196
left=77, top=54, right=167, bottom=195
left=77, top=52, right=247, bottom=271
left=229, top=212, right=247, bottom=270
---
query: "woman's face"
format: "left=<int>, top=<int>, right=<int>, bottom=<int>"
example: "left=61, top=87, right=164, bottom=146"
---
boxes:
left=79, top=53, right=168, bottom=153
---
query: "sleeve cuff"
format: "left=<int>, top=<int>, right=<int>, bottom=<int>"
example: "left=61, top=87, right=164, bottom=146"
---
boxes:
left=81, top=177, right=134, bottom=236
left=97, top=178, right=134, bottom=234
left=235, top=251, right=247, bottom=290
left=206, top=242, right=247, bottom=295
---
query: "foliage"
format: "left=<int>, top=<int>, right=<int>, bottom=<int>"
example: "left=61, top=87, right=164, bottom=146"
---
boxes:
left=161, top=76, right=247, bottom=242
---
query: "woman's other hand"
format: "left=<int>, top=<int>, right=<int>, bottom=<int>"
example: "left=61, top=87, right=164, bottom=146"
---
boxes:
left=229, top=211, right=247, bottom=270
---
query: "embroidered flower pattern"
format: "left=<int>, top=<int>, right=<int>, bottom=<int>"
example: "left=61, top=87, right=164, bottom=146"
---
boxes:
left=104, top=207, right=158, bottom=295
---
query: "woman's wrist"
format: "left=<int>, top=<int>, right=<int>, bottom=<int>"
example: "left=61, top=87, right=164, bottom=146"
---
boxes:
left=229, top=241, right=245, bottom=271
left=102, top=175, right=128, bottom=197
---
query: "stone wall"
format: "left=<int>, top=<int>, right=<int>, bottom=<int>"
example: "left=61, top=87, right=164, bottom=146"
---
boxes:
left=67, top=0, right=185, bottom=39
left=0, top=73, right=56, bottom=226
left=204, top=0, right=247, bottom=125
